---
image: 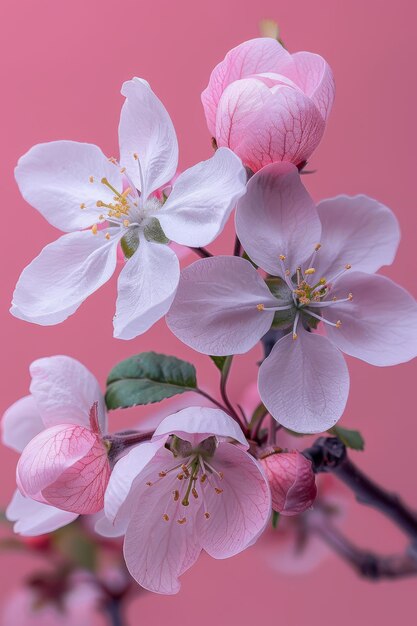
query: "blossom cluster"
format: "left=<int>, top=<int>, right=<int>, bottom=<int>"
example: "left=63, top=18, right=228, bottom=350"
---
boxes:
left=4, top=37, right=417, bottom=596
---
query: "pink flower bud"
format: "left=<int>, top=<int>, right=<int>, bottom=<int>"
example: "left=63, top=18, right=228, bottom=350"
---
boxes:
left=261, top=450, right=317, bottom=516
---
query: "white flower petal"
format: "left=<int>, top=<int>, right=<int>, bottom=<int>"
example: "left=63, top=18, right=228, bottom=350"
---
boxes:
left=11, top=230, right=120, bottom=326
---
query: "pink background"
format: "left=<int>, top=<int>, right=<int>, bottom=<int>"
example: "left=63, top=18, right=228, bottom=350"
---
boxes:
left=1, top=0, right=417, bottom=623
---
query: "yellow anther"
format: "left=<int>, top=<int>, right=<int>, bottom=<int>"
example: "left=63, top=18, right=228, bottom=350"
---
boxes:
left=177, top=518, right=187, bottom=525
left=279, top=254, right=286, bottom=261
left=218, top=472, right=224, bottom=479
left=332, top=296, right=337, bottom=301
left=336, top=320, right=342, bottom=328
left=200, top=474, right=207, bottom=483
left=133, top=153, right=138, bottom=160
left=305, top=268, right=316, bottom=275
left=348, top=293, right=353, bottom=301
left=159, top=471, right=167, bottom=478
left=181, top=464, right=190, bottom=477
left=96, top=200, right=104, bottom=207
left=319, top=278, right=327, bottom=285
left=89, top=176, right=94, bottom=183
left=204, top=512, right=210, bottom=519
left=214, top=487, right=223, bottom=495
left=80, top=203, right=86, bottom=209
left=91, top=224, right=98, bottom=235
left=120, top=167, right=126, bottom=173
left=177, top=473, right=184, bottom=480
left=99, top=214, right=104, bottom=220
left=293, top=332, right=298, bottom=340
left=345, top=264, right=352, bottom=270
left=173, top=490, right=180, bottom=502
left=315, top=243, right=322, bottom=251
left=146, top=481, right=152, bottom=487
left=162, top=514, right=169, bottom=522
left=123, top=219, right=130, bottom=227
left=105, top=232, right=111, bottom=240
left=108, top=157, right=117, bottom=164
left=257, top=303, right=265, bottom=311
left=192, top=488, right=199, bottom=499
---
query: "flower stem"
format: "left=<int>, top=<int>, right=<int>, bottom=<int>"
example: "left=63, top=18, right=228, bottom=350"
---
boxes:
left=103, top=598, right=126, bottom=626
left=219, top=356, right=246, bottom=430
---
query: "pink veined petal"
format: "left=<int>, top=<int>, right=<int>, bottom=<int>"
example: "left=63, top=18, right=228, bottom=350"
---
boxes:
left=119, top=78, right=178, bottom=198
left=202, top=37, right=290, bottom=136
left=276, top=51, right=335, bottom=121
left=123, top=447, right=202, bottom=594
left=2, top=395, right=44, bottom=453
left=153, top=407, right=248, bottom=448
left=236, top=162, right=321, bottom=275
left=215, top=78, right=271, bottom=152
left=30, top=356, right=106, bottom=431
left=6, top=490, right=78, bottom=536
left=17, top=424, right=109, bottom=514
left=104, top=440, right=163, bottom=528
left=113, top=237, right=180, bottom=340
left=324, top=272, right=417, bottom=366
left=258, top=328, right=350, bottom=433
left=233, top=85, right=325, bottom=171
left=198, top=442, right=271, bottom=558
left=11, top=229, right=121, bottom=326
left=15, top=141, right=124, bottom=232
left=166, top=256, right=277, bottom=356
left=261, top=451, right=317, bottom=516
left=314, top=195, right=400, bottom=278
left=157, top=148, right=246, bottom=247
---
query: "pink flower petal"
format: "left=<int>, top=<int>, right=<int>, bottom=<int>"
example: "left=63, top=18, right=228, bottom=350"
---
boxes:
left=166, top=256, right=277, bottom=355
left=234, top=84, right=325, bottom=171
left=314, top=195, right=400, bottom=278
left=261, top=451, right=317, bottom=515
left=153, top=407, right=248, bottom=448
left=157, top=147, right=246, bottom=246
left=15, top=140, right=124, bottom=232
left=113, top=237, right=180, bottom=340
left=123, top=448, right=202, bottom=594
left=6, top=490, right=78, bottom=536
left=276, top=51, right=335, bottom=121
left=11, top=229, right=120, bottom=326
left=199, top=442, right=271, bottom=558
left=2, top=395, right=44, bottom=453
left=29, top=356, right=106, bottom=431
left=119, top=78, right=178, bottom=198
left=202, top=38, right=289, bottom=136
left=236, top=162, right=321, bottom=275
left=325, top=272, right=417, bottom=366
left=258, top=328, right=350, bottom=433
left=104, top=440, right=163, bottom=530
left=17, top=424, right=109, bottom=514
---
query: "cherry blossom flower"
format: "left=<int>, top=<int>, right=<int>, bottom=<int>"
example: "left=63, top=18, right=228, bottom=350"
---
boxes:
left=201, top=38, right=335, bottom=172
left=97, top=407, right=271, bottom=594
left=3, top=356, right=110, bottom=519
left=12, top=78, right=246, bottom=339
left=167, top=162, right=417, bottom=433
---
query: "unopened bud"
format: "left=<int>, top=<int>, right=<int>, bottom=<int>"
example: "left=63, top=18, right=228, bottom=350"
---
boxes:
left=260, top=450, right=317, bottom=516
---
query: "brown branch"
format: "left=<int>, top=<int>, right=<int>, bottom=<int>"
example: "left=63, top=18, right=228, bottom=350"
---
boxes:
left=308, top=514, right=417, bottom=581
left=303, top=437, right=417, bottom=543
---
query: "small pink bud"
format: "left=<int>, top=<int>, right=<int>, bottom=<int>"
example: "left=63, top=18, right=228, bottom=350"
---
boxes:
left=261, top=450, right=317, bottom=516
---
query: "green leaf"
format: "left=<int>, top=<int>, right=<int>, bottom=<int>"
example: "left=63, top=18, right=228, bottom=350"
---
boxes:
left=328, top=425, right=365, bottom=451
left=106, top=352, right=197, bottom=409
left=209, top=355, right=228, bottom=372
left=272, top=510, right=280, bottom=529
